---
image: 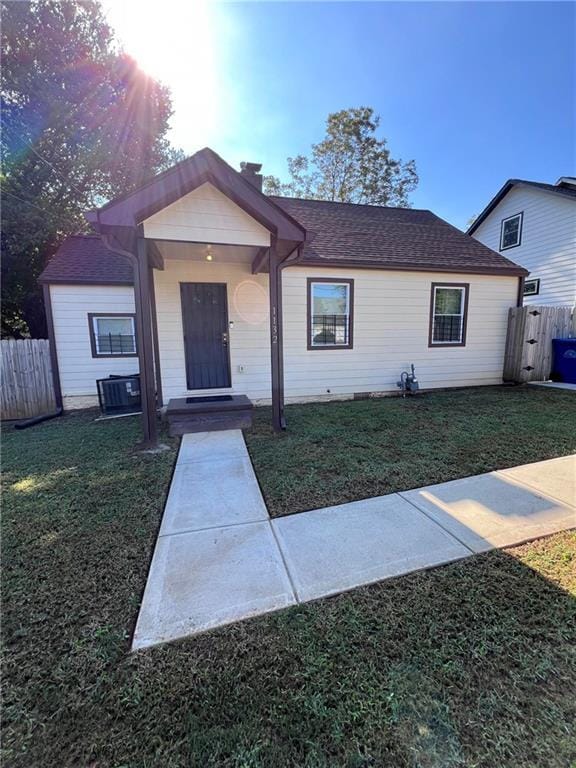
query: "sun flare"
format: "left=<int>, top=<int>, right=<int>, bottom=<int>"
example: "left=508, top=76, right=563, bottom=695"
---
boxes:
left=102, top=0, right=221, bottom=152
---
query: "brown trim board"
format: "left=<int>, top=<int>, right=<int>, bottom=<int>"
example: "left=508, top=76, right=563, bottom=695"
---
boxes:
left=307, top=277, right=354, bottom=351
left=149, top=267, right=163, bottom=406
left=42, top=284, right=63, bottom=410
left=87, top=312, right=138, bottom=359
left=269, top=238, right=285, bottom=430
left=516, top=276, right=526, bottom=307
left=135, top=238, right=158, bottom=446
left=294, top=258, right=527, bottom=278
left=428, top=282, right=470, bottom=348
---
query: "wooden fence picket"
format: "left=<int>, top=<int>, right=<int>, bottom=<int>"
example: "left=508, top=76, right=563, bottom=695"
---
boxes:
left=503, top=305, right=575, bottom=383
left=0, top=339, right=56, bottom=420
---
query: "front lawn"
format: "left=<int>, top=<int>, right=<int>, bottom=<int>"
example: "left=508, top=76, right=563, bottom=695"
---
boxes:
left=2, top=407, right=576, bottom=767
left=246, top=386, right=576, bottom=516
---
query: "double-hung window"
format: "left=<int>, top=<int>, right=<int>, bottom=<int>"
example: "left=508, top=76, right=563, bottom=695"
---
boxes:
left=307, top=279, right=353, bottom=349
left=89, top=314, right=137, bottom=357
left=429, top=284, right=469, bottom=347
left=500, top=212, right=523, bottom=250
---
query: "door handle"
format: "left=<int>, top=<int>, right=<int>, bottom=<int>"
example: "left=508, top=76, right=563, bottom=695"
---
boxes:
left=222, top=331, right=229, bottom=346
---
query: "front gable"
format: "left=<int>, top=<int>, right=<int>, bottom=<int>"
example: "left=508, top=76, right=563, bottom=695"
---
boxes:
left=142, top=182, right=270, bottom=247
left=87, top=147, right=306, bottom=247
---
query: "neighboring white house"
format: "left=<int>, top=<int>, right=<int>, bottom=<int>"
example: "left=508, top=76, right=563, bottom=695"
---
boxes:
left=468, top=177, right=576, bottom=306
left=39, top=148, right=527, bottom=434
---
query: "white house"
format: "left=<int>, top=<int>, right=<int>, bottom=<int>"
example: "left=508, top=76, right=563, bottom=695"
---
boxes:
left=39, top=148, right=527, bottom=443
left=468, top=177, right=576, bottom=306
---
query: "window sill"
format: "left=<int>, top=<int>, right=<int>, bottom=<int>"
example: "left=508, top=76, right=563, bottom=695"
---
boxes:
left=308, top=344, right=353, bottom=351
left=92, top=353, right=139, bottom=359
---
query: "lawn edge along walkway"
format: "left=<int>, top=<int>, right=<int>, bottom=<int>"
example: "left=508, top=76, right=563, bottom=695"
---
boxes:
left=132, top=432, right=576, bottom=650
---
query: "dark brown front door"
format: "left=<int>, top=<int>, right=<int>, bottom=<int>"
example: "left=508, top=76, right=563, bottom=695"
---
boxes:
left=180, top=282, right=231, bottom=390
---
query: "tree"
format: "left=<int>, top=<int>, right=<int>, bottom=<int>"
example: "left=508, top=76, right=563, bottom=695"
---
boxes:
left=1, top=0, right=182, bottom=337
left=264, top=107, right=418, bottom=207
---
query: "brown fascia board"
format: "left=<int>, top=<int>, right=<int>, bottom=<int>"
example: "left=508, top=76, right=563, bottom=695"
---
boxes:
left=292, top=257, right=528, bottom=277
left=87, top=148, right=306, bottom=243
left=38, top=277, right=134, bottom=286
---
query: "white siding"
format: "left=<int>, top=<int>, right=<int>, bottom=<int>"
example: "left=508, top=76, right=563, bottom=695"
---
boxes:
left=153, top=261, right=517, bottom=404
left=282, top=267, right=517, bottom=399
left=142, top=182, right=271, bottom=247
left=472, top=185, right=576, bottom=306
left=50, top=284, right=138, bottom=408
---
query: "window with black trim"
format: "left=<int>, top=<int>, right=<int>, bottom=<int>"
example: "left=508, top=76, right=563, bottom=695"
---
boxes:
left=89, top=314, right=137, bottom=357
left=500, top=212, right=523, bottom=250
left=429, top=284, right=469, bottom=347
left=307, top=279, right=353, bottom=349
left=523, top=278, right=540, bottom=296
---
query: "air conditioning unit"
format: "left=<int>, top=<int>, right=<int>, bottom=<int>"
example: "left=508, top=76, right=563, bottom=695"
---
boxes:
left=96, top=374, right=141, bottom=416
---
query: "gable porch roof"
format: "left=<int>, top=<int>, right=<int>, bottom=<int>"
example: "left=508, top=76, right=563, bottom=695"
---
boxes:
left=86, top=147, right=306, bottom=250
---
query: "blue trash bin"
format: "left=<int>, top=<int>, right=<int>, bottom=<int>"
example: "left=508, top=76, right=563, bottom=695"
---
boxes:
left=551, top=338, right=576, bottom=383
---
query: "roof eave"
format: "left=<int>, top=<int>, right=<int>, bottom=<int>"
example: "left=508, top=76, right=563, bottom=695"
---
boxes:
left=294, top=256, right=528, bottom=277
left=38, top=277, right=134, bottom=286
left=467, top=180, right=516, bottom=235
left=468, top=178, right=576, bottom=235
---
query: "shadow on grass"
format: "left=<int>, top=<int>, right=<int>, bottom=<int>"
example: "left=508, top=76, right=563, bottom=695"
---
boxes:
left=245, top=387, right=576, bottom=517
left=2, top=409, right=576, bottom=767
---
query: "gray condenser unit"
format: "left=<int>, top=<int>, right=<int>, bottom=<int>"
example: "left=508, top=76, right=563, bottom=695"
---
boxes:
left=96, top=374, right=141, bottom=416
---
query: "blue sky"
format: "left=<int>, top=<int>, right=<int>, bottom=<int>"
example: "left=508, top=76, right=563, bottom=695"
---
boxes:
left=106, top=1, right=575, bottom=230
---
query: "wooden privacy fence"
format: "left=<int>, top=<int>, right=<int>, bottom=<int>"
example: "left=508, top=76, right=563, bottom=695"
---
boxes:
left=1, top=339, right=56, bottom=420
left=503, top=305, right=576, bottom=383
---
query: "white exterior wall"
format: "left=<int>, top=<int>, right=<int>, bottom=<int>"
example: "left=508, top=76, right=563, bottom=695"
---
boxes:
left=50, top=284, right=138, bottom=409
left=472, top=186, right=576, bottom=306
left=154, top=259, right=271, bottom=402
left=153, top=261, right=518, bottom=404
left=50, top=177, right=518, bottom=409
left=142, top=182, right=270, bottom=247
left=282, top=267, right=517, bottom=399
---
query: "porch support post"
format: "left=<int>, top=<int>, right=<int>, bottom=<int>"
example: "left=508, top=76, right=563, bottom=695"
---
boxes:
left=149, top=265, right=163, bottom=407
left=135, top=237, right=158, bottom=446
left=269, top=237, right=285, bottom=431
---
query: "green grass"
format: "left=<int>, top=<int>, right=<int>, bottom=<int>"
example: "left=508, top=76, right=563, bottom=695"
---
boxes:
left=2, top=404, right=576, bottom=767
left=245, top=386, right=576, bottom=516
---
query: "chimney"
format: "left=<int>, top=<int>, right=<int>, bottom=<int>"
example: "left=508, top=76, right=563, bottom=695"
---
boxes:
left=240, top=161, right=263, bottom=191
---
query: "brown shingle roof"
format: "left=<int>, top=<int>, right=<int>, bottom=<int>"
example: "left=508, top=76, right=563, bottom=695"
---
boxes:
left=272, top=197, right=526, bottom=275
left=40, top=197, right=527, bottom=285
left=38, top=235, right=133, bottom=284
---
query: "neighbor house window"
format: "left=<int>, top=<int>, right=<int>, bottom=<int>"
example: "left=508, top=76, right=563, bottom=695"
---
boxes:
left=429, top=283, right=469, bottom=347
left=500, top=212, right=523, bottom=250
left=523, top=278, right=540, bottom=296
left=307, top=278, right=353, bottom=349
left=88, top=314, right=137, bottom=357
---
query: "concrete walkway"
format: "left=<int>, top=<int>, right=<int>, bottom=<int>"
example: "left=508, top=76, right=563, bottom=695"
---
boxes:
left=132, top=433, right=576, bottom=650
left=528, top=381, right=576, bottom=391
